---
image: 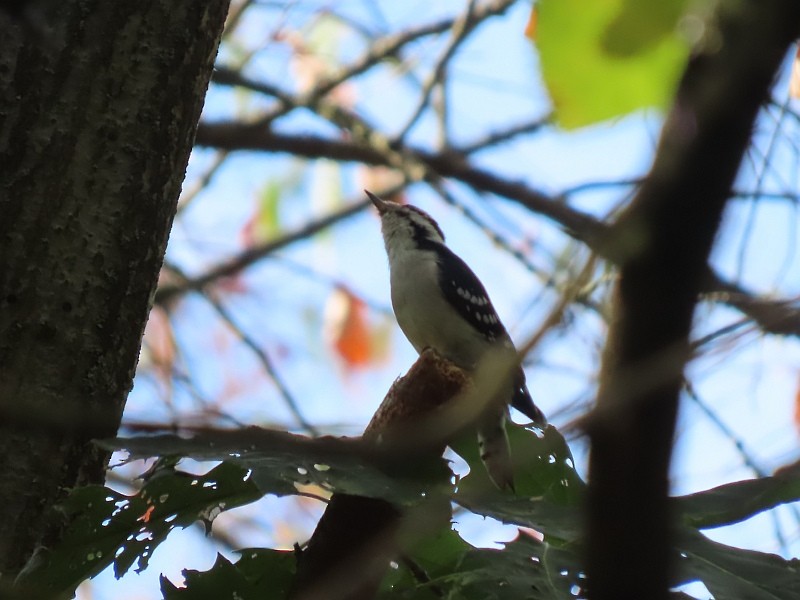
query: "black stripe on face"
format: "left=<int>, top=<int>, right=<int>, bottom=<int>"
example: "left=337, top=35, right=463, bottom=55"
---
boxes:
left=409, top=219, right=442, bottom=251
left=405, top=206, right=445, bottom=241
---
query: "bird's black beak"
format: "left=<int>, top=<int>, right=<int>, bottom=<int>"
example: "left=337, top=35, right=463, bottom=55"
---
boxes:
left=366, top=190, right=388, bottom=214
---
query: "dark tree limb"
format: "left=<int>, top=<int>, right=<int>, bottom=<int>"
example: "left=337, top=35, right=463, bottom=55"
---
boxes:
left=289, top=350, right=465, bottom=600
left=191, top=122, right=800, bottom=338
left=0, top=0, right=230, bottom=577
left=584, top=3, right=800, bottom=600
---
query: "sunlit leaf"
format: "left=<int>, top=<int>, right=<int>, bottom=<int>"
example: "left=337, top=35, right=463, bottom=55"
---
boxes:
left=602, top=0, right=689, bottom=56
left=531, top=0, right=690, bottom=128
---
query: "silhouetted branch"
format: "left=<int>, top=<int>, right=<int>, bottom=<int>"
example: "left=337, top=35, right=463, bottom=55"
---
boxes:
left=192, top=122, right=800, bottom=338
left=393, top=0, right=479, bottom=143
left=289, top=350, right=464, bottom=600
left=585, top=3, right=800, bottom=599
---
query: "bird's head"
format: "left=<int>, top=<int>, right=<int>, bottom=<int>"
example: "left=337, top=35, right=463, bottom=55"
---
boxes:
left=366, top=191, right=445, bottom=256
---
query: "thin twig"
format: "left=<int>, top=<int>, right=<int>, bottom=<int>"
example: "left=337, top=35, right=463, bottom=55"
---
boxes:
left=393, top=0, right=479, bottom=143
left=517, top=254, right=598, bottom=359
left=157, top=197, right=371, bottom=304
left=233, top=0, right=516, bottom=127
left=689, top=317, right=755, bottom=352
left=558, top=177, right=643, bottom=199
left=683, top=381, right=798, bottom=554
left=202, top=289, right=319, bottom=435
left=194, top=123, right=800, bottom=338
left=455, top=116, right=551, bottom=155
left=427, top=178, right=547, bottom=280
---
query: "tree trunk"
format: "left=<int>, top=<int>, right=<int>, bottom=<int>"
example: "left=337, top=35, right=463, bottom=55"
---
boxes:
left=585, top=2, right=800, bottom=599
left=0, top=0, right=230, bottom=576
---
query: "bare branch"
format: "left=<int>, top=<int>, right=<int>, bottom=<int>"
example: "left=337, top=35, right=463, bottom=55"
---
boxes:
left=393, top=0, right=479, bottom=143
left=289, top=350, right=464, bottom=600
left=456, top=116, right=552, bottom=155
left=156, top=195, right=371, bottom=305
left=193, top=122, right=800, bottom=338
left=199, top=290, right=319, bottom=435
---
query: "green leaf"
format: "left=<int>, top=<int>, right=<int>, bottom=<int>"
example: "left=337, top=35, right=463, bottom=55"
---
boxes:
left=675, top=528, right=800, bottom=600
left=453, top=424, right=583, bottom=501
left=533, top=0, right=690, bottom=128
left=455, top=490, right=582, bottom=545
left=381, top=526, right=583, bottom=600
left=677, top=471, right=800, bottom=529
left=104, top=429, right=452, bottom=505
left=602, top=0, right=689, bottom=56
left=452, top=424, right=584, bottom=542
left=82, top=429, right=800, bottom=600
left=20, top=462, right=261, bottom=598
left=380, top=527, right=472, bottom=599
left=446, top=535, right=583, bottom=600
left=161, top=549, right=295, bottom=599
left=254, top=180, right=282, bottom=240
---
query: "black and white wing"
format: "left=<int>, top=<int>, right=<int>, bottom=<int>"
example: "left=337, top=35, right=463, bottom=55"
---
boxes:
left=436, top=244, right=547, bottom=426
left=435, top=244, right=508, bottom=343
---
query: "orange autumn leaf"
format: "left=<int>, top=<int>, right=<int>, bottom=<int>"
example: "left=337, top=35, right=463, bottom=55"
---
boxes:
left=324, top=287, right=372, bottom=369
left=525, top=6, right=538, bottom=40
left=138, top=504, right=155, bottom=524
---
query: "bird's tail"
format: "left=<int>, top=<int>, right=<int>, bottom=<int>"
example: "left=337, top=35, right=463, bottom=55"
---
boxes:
left=511, top=368, right=547, bottom=426
left=477, top=410, right=514, bottom=490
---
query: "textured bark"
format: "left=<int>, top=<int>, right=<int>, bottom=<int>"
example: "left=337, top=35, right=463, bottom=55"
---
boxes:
left=0, top=0, right=230, bottom=576
left=290, top=350, right=463, bottom=600
left=585, top=2, right=800, bottom=600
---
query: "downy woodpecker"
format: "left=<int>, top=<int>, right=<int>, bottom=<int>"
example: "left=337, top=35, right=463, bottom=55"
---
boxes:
left=368, top=191, right=546, bottom=488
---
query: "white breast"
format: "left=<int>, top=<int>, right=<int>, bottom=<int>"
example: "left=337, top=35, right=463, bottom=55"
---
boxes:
left=388, top=252, right=489, bottom=368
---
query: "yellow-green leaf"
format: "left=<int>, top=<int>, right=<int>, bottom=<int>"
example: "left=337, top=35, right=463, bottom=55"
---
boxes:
left=603, top=0, right=689, bottom=56
left=532, top=0, right=690, bottom=128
